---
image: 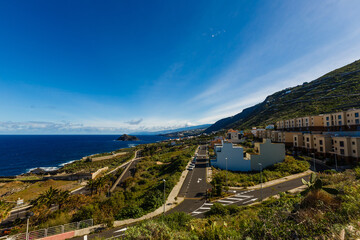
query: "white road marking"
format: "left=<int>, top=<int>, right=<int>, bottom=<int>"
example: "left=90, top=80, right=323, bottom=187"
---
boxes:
left=235, top=194, right=252, bottom=198
left=114, top=228, right=127, bottom=233
left=191, top=211, right=203, bottom=214
left=203, top=203, right=213, bottom=206
left=226, top=197, right=244, bottom=201
left=199, top=207, right=211, bottom=210
left=217, top=200, right=234, bottom=204
left=243, top=198, right=258, bottom=204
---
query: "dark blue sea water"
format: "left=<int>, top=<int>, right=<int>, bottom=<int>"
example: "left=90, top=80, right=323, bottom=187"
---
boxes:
left=0, top=135, right=168, bottom=176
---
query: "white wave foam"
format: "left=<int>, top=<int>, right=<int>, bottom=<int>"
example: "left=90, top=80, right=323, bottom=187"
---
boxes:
left=27, top=166, right=59, bottom=173
left=59, top=160, right=77, bottom=167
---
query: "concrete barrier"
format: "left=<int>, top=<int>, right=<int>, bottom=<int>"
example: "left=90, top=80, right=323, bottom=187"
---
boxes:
left=74, top=224, right=106, bottom=237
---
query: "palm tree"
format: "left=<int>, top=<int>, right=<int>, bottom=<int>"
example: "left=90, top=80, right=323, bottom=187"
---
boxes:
left=56, top=190, right=70, bottom=210
left=34, top=187, right=60, bottom=208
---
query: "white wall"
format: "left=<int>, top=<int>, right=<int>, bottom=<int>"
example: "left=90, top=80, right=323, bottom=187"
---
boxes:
left=214, top=142, right=251, bottom=171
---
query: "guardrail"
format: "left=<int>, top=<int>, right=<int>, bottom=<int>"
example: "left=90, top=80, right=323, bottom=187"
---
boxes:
left=5, top=219, right=93, bottom=240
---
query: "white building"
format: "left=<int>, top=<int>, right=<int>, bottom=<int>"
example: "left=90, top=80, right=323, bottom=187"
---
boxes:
left=213, top=141, right=251, bottom=171
left=212, top=139, right=285, bottom=172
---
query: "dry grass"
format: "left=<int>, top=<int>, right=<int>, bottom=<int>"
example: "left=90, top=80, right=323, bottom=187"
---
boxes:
left=301, top=190, right=340, bottom=211
left=1, top=180, right=80, bottom=202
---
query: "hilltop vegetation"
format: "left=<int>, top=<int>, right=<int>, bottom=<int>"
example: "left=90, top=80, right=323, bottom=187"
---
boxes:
left=205, top=59, right=360, bottom=132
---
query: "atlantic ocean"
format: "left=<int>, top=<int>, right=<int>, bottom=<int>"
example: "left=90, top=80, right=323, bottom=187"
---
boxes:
left=0, top=135, right=169, bottom=176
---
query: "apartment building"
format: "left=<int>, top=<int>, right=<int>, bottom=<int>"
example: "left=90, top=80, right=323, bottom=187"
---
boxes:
left=271, top=131, right=281, bottom=142
left=226, top=129, right=241, bottom=143
left=313, top=134, right=332, bottom=155
left=285, top=120, right=290, bottom=129
left=302, top=117, right=310, bottom=127
left=293, top=133, right=304, bottom=148
left=276, top=120, right=284, bottom=129
left=310, top=115, right=324, bottom=127
left=346, top=109, right=360, bottom=126
left=303, top=133, right=314, bottom=150
left=290, top=119, right=296, bottom=128
left=295, top=118, right=303, bottom=128
left=324, top=111, right=347, bottom=127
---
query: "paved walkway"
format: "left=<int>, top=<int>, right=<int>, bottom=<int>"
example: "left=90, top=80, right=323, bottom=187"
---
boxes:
left=113, top=146, right=199, bottom=227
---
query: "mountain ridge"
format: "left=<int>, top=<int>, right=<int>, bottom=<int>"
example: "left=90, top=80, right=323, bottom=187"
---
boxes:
left=204, top=59, right=360, bottom=133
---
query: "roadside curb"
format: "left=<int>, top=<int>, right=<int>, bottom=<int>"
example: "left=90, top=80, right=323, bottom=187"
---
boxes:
left=248, top=185, right=307, bottom=206
left=229, top=170, right=313, bottom=191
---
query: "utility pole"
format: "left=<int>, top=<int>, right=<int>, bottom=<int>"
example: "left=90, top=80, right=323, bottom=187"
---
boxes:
left=259, top=163, right=263, bottom=201
left=225, top=157, right=228, bottom=188
left=25, top=212, right=34, bottom=240
left=335, top=153, right=338, bottom=171
left=162, top=179, right=166, bottom=216
left=313, top=153, right=316, bottom=172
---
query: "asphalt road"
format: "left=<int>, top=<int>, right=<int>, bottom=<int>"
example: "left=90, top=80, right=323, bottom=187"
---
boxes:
left=167, top=145, right=211, bottom=215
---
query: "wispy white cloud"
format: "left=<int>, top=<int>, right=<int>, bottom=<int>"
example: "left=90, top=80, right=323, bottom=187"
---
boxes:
left=190, top=1, right=360, bottom=124
left=125, top=118, right=143, bottom=125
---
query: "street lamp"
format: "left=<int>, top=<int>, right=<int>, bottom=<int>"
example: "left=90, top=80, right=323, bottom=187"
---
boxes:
left=258, top=163, right=263, bottom=201
left=334, top=153, right=338, bottom=171
left=162, top=179, right=166, bottom=216
left=25, top=211, right=34, bottom=240
left=225, top=157, right=228, bottom=187
left=312, top=153, right=316, bottom=172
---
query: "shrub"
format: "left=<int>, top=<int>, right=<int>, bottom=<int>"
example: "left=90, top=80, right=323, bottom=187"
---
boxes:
left=116, top=206, right=144, bottom=220
left=205, top=203, right=229, bottom=217
left=160, top=212, right=192, bottom=231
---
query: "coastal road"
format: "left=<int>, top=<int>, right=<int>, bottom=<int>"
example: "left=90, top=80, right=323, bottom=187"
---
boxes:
left=191, top=174, right=311, bottom=217
left=167, top=145, right=211, bottom=215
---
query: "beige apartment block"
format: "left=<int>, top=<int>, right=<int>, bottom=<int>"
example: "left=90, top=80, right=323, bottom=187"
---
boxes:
left=332, top=137, right=351, bottom=157
left=303, top=133, right=314, bottom=150
left=350, top=137, right=360, bottom=159
left=290, top=119, right=296, bottom=128
left=285, top=120, right=290, bottom=129
left=302, top=117, right=310, bottom=127
left=311, top=115, right=324, bottom=127
left=313, top=134, right=332, bottom=154
left=271, top=131, right=281, bottom=142
left=346, top=109, right=360, bottom=126
left=277, top=132, right=284, bottom=143
left=295, top=118, right=303, bottom=127
left=276, top=120, right=284, bottom=129
left=293, top=133, right=304, bottom=148
left=324, top=111, right=347, bottom=127
left=283, top=132, right=298, bottom=144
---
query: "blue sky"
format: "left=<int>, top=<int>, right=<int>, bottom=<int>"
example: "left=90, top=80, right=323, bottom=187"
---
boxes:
left=1, top=0, right=360, bottom=134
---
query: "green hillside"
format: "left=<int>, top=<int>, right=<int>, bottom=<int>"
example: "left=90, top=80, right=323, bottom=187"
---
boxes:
left=205, top=59, right=360, bottom=133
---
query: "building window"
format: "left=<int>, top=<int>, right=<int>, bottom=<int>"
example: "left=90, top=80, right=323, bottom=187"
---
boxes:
left=339, top=121, right=342, bottom=125
left=326, top=116, right=329, bottom=120
left=320, top=147, right=323, bottom=152
left=340, top=141, right=344, bottom=147
left=355, top=112, right=359, bottom=117
left=338, top=115, right=342, bottom=119
left=327, top=122, right=330, bottom=126
left=307, top=137, right=309, bottom=141
left=353, top=150, right=356, bottom=154
left=353, top=141, right=356, bottom=145
left=319, top=140, right=323, bottom=145
left=340, top=149, right=345, bottom=155
left=356, top=119, right=360, bottom=124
